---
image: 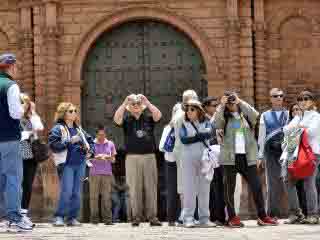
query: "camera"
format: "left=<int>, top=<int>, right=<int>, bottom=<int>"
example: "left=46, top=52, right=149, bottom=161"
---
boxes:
left=227, top=95, right=236, bottom=104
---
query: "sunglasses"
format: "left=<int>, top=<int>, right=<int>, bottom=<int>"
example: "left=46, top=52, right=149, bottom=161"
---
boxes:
left=271, top=94, right=284, bottom=98
left=297, top=96, right=312, bottom=102
left=209, top=104, right=218, bottom=107
left=186, top=106, right=197, bottom=112
left=131, top=102, right=141, bottom=106
left=68, top=109, right=77, bottom=114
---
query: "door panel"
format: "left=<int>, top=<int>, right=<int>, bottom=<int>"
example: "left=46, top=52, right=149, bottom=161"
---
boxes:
left=82, top=21, right=206, bottom=147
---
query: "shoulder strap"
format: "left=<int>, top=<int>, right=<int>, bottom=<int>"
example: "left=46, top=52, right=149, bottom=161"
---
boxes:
left=190, top=122, right=210, bottom=149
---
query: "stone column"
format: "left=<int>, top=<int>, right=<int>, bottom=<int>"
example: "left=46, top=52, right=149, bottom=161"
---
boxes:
left=253, top=0, right=268, bottom=111
left=19, top=6, right=34, bottom=97
left=43, top=1, right=60, bottom=129
left=227, top=0, right=241, bottom=91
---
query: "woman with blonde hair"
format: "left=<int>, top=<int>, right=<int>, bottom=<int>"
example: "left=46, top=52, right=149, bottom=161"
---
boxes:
left=19, top=94, right=44, bottom=226
left=48, top=102, right=94, bottom=227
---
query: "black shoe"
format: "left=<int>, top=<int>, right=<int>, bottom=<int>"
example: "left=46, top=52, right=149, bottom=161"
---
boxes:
left=132, top=220, right=140, bottom=227
left=214, top=220, right=225, bottom=227
left=150, top=219, right=162, bottom=227
left=104, top=221, right=114, bottom=226
left=168, top=221, right=176, bottom=227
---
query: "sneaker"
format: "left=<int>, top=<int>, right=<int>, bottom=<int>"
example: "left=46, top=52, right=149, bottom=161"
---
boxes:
left=257, top=216, right=278, bottom=226
left=227, top=216, right=245, bottom=228
left=198, top=221, right=217, bottom=228
left=53, top=216, right=65, bottom=227
left=214, top=220, right=225, bottom=227
left=302, top=215, right=319, bottom=224
left=22, top=215, right=35, bottom=228
left=104, top=221, right=114, bottom=226
left=150, top=219, right=162, bottom=227
left=7, top=220, right=33, bottom=232
left=285, top=214, right=305, bottom=224
left=67, top=219, right=82, bottom=227
left=0, top=220, right=9, bottom=233
left=184, top=221, right=195, bottom=228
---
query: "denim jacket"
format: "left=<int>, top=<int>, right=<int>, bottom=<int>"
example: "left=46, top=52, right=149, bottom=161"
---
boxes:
left=48, top=121, right=95, bottom=165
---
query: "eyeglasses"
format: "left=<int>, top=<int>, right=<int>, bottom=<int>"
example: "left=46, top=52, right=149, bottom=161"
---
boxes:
left=186, top=107, right=197, bottom=112
left=271, top=94, right=284, bottom=98
left=297, top=96, right=312, bottom=102
left=68, top=109, right=77, bottom=114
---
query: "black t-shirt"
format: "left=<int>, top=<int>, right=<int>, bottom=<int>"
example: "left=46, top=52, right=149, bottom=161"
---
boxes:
left=120, top=111, right=157, bottom=154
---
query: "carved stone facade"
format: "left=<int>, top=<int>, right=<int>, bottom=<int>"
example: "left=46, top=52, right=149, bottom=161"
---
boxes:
left=0, top=0, right=319, bottom=220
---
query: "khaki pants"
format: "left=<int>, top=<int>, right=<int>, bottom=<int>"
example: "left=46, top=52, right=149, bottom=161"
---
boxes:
left=89, top=175, right=112, bottom=223
left=126, top=154, right=158, bottom=222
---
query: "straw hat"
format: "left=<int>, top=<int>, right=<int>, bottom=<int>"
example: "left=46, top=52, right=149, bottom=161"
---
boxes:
left=183, top=99, right=205, bottom=113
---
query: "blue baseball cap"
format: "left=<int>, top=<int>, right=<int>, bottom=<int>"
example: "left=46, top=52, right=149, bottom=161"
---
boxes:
left=0, top=53, right=16, bottom=66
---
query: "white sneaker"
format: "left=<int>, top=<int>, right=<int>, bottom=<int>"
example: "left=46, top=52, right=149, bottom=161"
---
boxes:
left=0, top=220, right=9, bottom=233
left=7, top=220, right=33, bottom=232
left=53, top=217, right=65, bottom=227
left=198, top=221, right=217, bottom=228
left=22, top=215, right=35, bottom=228
left=184, top=221, right=195, bottom=228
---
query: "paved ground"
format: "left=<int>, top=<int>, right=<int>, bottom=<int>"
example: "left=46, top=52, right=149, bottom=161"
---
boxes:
left=1, top=220, right=320, bottom=240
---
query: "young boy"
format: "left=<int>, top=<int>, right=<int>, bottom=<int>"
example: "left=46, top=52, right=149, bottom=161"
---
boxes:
left=89, top=126, right=117, bottom=225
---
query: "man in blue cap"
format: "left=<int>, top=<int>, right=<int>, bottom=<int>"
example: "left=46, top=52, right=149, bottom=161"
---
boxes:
left=0, top=53, right=33, bottom=232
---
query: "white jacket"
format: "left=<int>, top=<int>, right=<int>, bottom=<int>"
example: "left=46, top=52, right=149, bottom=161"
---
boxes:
left=283, top=110, right=320, bottom=155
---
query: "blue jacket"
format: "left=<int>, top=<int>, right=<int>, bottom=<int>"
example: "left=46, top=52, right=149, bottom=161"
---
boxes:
left=48, top=121, right=95, bottom=165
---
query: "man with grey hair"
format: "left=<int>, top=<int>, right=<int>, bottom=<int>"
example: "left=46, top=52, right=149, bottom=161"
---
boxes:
left=114, top=94, right=162, bottom=227
left=258, top=88, right=289, bottom=218
left=0, top=53, right=33, bottom=232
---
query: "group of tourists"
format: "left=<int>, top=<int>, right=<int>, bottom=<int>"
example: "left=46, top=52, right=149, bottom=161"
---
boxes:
left=0, top=52, right=320, bottom=233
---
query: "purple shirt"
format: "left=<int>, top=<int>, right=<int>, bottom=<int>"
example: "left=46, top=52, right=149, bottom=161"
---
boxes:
left=90, top=140, right=116, bottom=176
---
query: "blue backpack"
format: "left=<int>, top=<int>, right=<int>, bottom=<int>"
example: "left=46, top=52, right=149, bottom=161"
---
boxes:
left=163, top=128, right=175, bottom=152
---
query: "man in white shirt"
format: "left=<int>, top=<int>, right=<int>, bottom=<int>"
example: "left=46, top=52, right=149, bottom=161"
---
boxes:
left=258, top=88, right=289, bottom=218
left=0, top=53, right=33, bottom=232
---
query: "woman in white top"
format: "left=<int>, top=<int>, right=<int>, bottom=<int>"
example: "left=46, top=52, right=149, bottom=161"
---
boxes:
left=20, top=94, right=44, bottom=215
left=284, top=91, right=320, bottom=224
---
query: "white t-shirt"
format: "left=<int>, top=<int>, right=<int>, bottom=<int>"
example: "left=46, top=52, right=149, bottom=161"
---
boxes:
left=231, top=112, right=246, bottom=154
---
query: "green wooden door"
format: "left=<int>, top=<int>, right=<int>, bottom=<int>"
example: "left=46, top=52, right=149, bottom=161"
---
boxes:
left=82, top=20, right=206, bottom=145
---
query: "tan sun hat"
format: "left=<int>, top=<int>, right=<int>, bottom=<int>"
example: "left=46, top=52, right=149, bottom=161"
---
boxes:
left=125, top=94, right=147, bottom=112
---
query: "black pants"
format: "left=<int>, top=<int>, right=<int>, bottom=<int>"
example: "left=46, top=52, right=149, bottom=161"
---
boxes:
left=166, top=161, right=181, bottom=222
left=296, top=180, right=308, bottom=216
left=21, top=160, right=38, bottom=210
left=210, top=166, right=226, bottom=223
left=224, top=154, right=266, bottom=219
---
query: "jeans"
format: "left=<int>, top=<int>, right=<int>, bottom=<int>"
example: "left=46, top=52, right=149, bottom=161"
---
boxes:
left=21, top=160, right=38, bottom=210
left=0, top=141, right=23, bottom=222
left=55, top=163, right=86, bottom=220
left=265, top=148, right=286, bottom=217
left=224, top=154, right=266, bottom=219
left=287, top=155, right=320, bottom=216
left=112, top=191, right=128, bottom=222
